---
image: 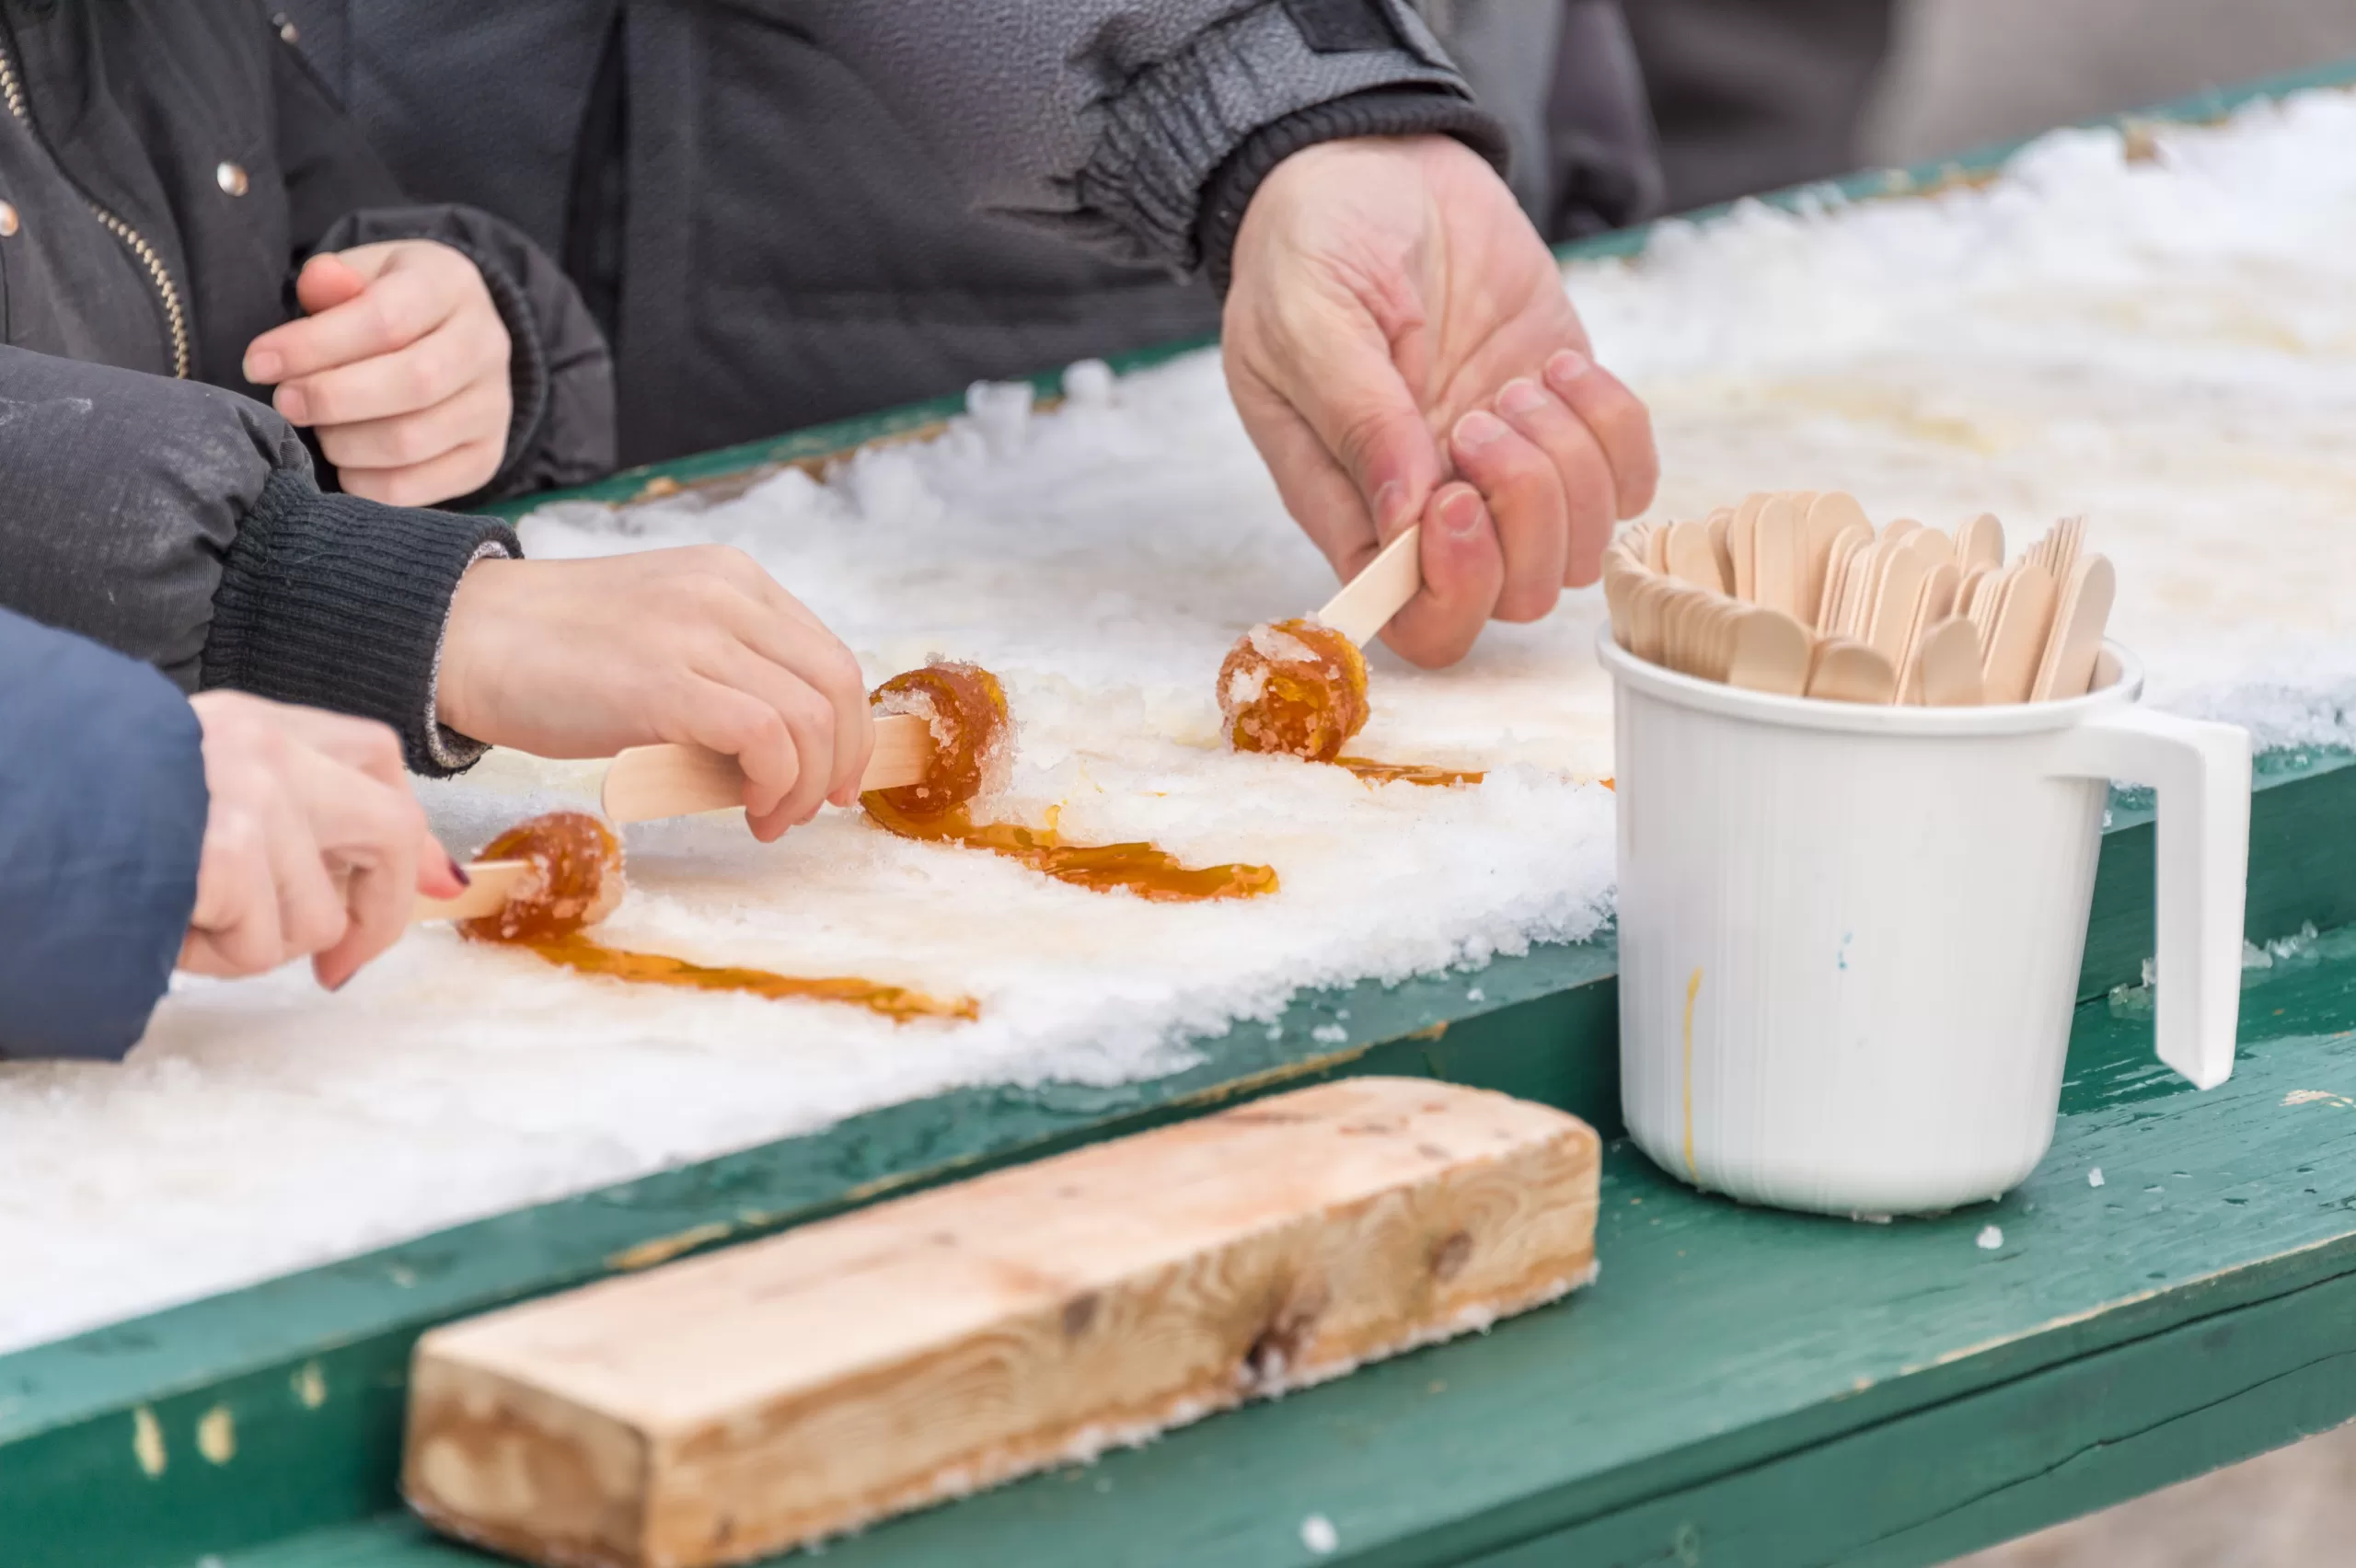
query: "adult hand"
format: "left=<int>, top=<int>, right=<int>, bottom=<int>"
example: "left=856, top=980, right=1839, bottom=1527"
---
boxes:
left=242, top=240, right=513, bottom=507
left=433, top=548, right=875, bottom=842
left=182, top=692, right=464, bottom=988
left=1222, top=134, right=1658, bottom=667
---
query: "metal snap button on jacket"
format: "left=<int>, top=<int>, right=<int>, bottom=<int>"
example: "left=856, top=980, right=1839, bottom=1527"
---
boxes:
left=215, top=161, right=248, bottom=197
left=0, top=202, right=18, bottom=238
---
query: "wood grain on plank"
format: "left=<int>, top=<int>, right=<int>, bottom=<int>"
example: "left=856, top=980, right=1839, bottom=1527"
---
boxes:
left=404, top=1078, right=1600, bottom=1568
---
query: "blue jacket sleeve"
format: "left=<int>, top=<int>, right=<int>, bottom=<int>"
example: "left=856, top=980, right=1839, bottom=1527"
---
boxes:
left=0, top=609, right=208, bottom=1062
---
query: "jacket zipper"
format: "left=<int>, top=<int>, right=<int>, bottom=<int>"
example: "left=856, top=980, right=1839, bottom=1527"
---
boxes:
left=0, top=35, right=191, bottom=378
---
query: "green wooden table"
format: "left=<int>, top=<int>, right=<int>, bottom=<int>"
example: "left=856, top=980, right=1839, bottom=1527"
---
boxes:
left=7, top=58, right=2356, bottom=1568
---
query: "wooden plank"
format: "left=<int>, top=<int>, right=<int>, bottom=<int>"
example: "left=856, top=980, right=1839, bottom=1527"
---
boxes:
left=404, top=1079, right=1600, bottom=1568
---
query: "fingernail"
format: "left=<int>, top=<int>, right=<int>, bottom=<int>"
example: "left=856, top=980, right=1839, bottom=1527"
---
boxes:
left=1497, top=378, right=1550, bottom=419
left=1452, top=409, right=1509, bottom=454
left=329, top=973, right=352, bottom=994
left=1441, top=488, right=1486, bottom=538
left=276, top=386, right=308, bottom=423
left=1546, top=348, right=1592, bottom=386
left=1372, top=479, right=1410, bottom=532
left=244, top=350, right=281, bottom=383
left=447, top=857, right=471, bottom=887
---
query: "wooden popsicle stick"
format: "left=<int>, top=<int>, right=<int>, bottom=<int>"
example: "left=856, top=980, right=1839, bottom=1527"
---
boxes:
left=1727, top=496, right=1761, bottom=601
left=1956, top=513, right=2004, bottom=570
left=1316, top=525, right=1422, bottom=647
left=1916, top=617, right=1985, bottom=706
left=2029, top=553, right=2116, bottom=701
left=1706, top=509, right=1736, bottom=590
left=1645, top=521, right=1671, bottom=573
left=2050, top=514, right=2085, bottom=579
left=1780, top=489, right=1821, bottom=516
left=1665, top=519, right=1727, bottom=593
left=1816, top=525, right=1873, bottom=633
left=1954, top=564, right=1995, bottom=625
left=1970, top=560, right=2016, bottom=653
left=1801, top=493, right=1867, bottom=625
left=1629, top=575, right=1670, bottom=664
left=1903, top=527, right=1954, bottom=566
left=601, top=713, right=936, bottom=826
left=1602, top=562, right=1639, bottom=648
left=1605, top=536, right=1648, bottom=582
left=1855, top=530, right=1913, bottom=634
left=1726, top=607, right=1811, bottom=696
left=412, top=860, right=534, bottom=925
left=1895, top=561, right=1961, bottom=698
left=1981, top=560, right=2061, bottom=703
left=1835, top=536, right=1886, bottom=638
left=1658, top=585, right=1698, bottom=674
left=1752, top=495, right=1801, bottom=617
left=1806, top=640, right=1898, bottom=704
left=1702, top=597, right=1744, bottom=683
left=1865, top=548, right=1932, bottom=667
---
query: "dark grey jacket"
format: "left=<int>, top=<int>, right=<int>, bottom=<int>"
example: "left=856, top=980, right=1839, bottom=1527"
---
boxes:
left=0, top=346, right=516, bottom=777
left=285, top=0, right=1661, bottom=467
left=0, top=0, right=612, bottom=499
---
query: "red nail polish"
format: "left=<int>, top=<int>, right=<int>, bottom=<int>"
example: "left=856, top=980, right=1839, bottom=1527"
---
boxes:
left=448, top=858, right=471, bottom=887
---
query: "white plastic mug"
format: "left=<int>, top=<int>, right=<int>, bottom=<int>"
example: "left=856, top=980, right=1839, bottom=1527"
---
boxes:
left=1601, top=635, right=2250, bottom=1217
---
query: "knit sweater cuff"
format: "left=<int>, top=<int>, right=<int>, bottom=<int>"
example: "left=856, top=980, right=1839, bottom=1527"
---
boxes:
left=200, top=468, right=520, bottom=777
left=1196, top=87, right=1512, bottom=295
left=438, top=237, right=552, bottom=507
left=1080, top=0, right=1476, bottom=271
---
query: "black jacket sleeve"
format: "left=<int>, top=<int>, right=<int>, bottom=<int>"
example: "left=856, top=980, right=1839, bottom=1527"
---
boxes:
left=270, top=31, right=616, bottom=501
left=0, top=347, right=517, bottom=777
left=0, top=608, right=207, bottom=1063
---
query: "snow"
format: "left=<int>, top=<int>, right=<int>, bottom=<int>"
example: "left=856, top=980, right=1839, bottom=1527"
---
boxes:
left=6, top=90, right=2354, bottom=1354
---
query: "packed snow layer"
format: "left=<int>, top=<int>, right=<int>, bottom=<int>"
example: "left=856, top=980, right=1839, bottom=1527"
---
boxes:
left=6, top=90, right=2354, bottom=1354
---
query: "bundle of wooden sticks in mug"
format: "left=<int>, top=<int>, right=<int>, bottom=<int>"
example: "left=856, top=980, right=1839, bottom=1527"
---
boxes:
left=1603, top=491, right=2116, bottom=706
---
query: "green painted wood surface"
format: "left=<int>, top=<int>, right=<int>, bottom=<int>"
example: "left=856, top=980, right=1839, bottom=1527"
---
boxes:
left=223, top=928, right=2356, bottom=1568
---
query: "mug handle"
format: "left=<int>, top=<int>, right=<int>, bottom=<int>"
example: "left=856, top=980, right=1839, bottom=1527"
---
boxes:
left=2048, top=707, right=2251, bottom=1089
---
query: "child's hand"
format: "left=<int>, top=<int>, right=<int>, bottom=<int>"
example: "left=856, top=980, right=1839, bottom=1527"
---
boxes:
left=242, top=241, right=513, bottom=507
left=433, top=548, right=878, bottom=842
left=181, top=692, right=466, bottom=989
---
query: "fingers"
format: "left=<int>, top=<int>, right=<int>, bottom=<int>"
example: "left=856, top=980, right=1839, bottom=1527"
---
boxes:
left=180, top=791, right=286, bottom=975
left=339, top=438, right=503, bottom=507
left=247, top=253, right=465, bottom=386
left=1543, top=350, right=1658, bottom=520
left=676, top=675, right=802, bottom=833
left=181, top=694, right=456, bottom=989
left=262, top=705, right=409, bottom=788
left=317, top=378, right=508, bottom=473
left=271, top=317, right=504, bottom=429
left=1380, top=483, right=1507, bottom=668
left=1235, top=296, right=1446, bottom=555
left=1494, top=377, right=1620, bottom=588
left=713, top=641, right=837, bottom=836
left=1449, top=408, right=1567, bottom=622
left=263, top=775, right=352, bottom=969
left=725, top=596, right=872, bottom=812
left=296, top=746, right=444, bottom=990
left=291, top=250, right=370, bottom=320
